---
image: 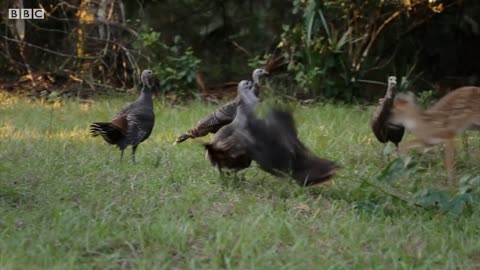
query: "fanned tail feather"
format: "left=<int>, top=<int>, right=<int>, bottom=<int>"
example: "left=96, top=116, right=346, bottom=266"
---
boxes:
left=292, top=154, right=339, bottom=187
left=174, top=132, right=194, bottom=145
left=204, top=143, right=251, bottom=171
left=90, top=122, right=125, bottom=145
left=264, top=47, right=288, bottom=75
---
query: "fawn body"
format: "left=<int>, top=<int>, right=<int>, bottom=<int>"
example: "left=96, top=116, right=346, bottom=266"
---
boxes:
left=391, top=86, right=480, bottom=183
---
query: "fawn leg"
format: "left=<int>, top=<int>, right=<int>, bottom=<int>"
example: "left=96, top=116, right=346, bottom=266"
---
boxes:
left=379, top=144, right=385, bottom=160
left=445, top=138, right=455, bottom=185
left=393, top=143, right=400, bottom=158
left=462, top=133, right=470, bottom=159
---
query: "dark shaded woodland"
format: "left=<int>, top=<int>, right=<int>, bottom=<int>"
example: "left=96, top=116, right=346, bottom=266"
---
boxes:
left=1, top=0, right=479, bottom=101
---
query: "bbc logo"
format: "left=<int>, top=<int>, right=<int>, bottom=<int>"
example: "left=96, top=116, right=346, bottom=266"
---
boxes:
left=8, top=9, right=45, bottom=19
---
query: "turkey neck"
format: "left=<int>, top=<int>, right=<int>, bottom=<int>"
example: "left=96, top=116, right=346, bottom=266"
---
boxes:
left=138, top=83, right=153, bottom=107
left=252, top=76, right=261, bottom=97
left=385, top=85, right=396, bottom=99
left=232, top=99, right=252, bottom=126
left=233, top=91, right=257, bottom=126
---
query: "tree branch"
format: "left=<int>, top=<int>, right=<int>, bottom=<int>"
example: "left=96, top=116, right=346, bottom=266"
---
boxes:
left=0, top=35, right=100, bottom=59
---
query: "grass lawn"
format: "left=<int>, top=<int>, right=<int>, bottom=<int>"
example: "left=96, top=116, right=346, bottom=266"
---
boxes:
left=0, top=92, right=479, bottom=269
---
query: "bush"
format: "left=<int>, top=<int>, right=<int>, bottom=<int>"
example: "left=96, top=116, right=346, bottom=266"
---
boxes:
left=135, top=31, right=201, bottom=98
left=280, top=0, right=452, bottom=101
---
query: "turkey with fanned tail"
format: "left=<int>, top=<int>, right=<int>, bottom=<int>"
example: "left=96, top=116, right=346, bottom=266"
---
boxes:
left=204, top=80, right=255, bottom=173
left=205, top=80, right=339, bottom=186
left=90, top=70, right=155, bottom=163
left=174, top=68, right=269, bottom=145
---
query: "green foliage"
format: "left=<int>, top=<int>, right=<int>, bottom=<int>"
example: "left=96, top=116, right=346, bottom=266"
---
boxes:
left=247, top=54, right=270, bottom=70
left=416, top=89, right=435, bottom=108
left=413, top=176, right=480, bottom=215
left=280, top=0, right=463, bottom=100
left=135, top=31, right=201, bottom=97
left=1, top=0, right=474, bottom=101
left=374, top=156, right=480, bottom=216
left=282, top=0, right=359, bottom=100
left=377, top=157, right=418, bottom=184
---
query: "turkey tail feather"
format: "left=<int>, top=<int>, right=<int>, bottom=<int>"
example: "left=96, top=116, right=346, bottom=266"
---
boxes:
left=90, top=122, right=124, bottom=144
left=174, top=133, right=193, bottom=144
left=292, top=153, right=338, bottom=187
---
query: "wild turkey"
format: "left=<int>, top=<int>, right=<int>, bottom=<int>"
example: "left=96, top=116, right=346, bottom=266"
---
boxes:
left=204, top=80, right=255, bottom=172
left=206, top=79, right=338, bottom=186
left=390, top=87, right=480, bottom=183
left=251, top=68, right=269, bottom=96
left=90, top=70, right=155, bottom=162
left=174, top=68, right=269, bottom=145
left=371, top=76, right=405, bottom=150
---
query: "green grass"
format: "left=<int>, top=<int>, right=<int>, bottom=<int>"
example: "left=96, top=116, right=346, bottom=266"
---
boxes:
left=0, top=92, right=479, bottom=269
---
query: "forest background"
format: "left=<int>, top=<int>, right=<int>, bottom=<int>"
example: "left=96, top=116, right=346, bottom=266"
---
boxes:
left=1, top=0, right=479, bottom=101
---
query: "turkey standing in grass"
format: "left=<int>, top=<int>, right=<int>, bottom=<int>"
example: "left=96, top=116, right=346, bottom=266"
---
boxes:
left=371, top=76, right=405, bottom=151
left=90, top=70, right=155, bottom=163
left=204, top=80, right=255, bottom=173
left=206, top=79, right=338, bottom=186
left=173, top=68, right=269, bottom=145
